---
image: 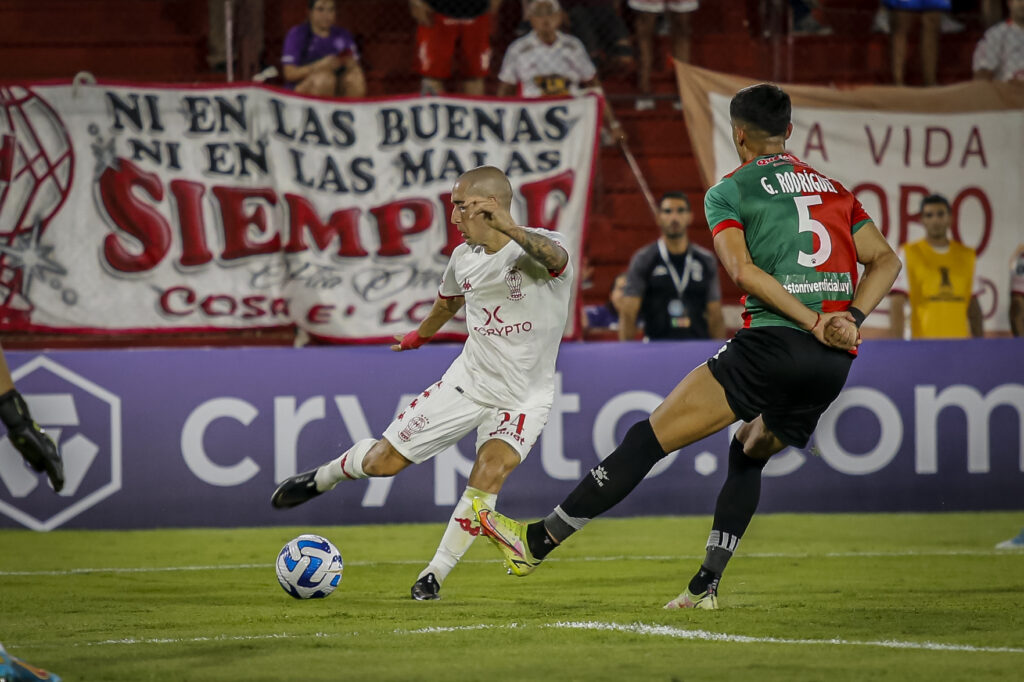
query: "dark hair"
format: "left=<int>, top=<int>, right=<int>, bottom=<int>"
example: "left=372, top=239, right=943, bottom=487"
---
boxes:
left=659, top=191, right=690, bottom=209
left=301, top=0, right=333, bottom=65
left=920, top=194, right=950, bottom=213
left=729, top=84, right=791, bottom=137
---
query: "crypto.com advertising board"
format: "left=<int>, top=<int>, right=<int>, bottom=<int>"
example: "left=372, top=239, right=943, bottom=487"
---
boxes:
left=0, top=341, right=1020, bottom=531
left=0, top=83, right=599, bottom=340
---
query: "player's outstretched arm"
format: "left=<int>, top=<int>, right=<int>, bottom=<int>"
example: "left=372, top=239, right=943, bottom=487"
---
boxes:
left=463, top=198, right=568, bottom=274
left=850, top=221, right=902, bottom=321
left=391, top=295, right=465, bottom=351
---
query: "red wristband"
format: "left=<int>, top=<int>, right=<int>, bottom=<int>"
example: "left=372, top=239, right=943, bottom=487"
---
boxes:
left=809, top=313, right=822, bottom=332
left=400, top=330, right=430, bottom=350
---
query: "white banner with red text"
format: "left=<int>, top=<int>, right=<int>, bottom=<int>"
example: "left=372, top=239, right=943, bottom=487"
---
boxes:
left=0, top=83, right=600, bottom=340
left=676, top=63, right=1024, bottom=334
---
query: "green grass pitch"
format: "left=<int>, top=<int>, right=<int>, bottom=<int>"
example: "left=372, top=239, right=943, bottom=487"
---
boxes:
left=2, top=512, right=1023, bottom=681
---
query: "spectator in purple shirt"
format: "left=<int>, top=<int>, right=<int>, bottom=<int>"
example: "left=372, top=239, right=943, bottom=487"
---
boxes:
left=281, top=0, right=366, bottom=97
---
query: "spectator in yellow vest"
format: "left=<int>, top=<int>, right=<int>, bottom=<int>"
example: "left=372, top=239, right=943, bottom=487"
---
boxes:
left=888, top=194, right=984, bottom=338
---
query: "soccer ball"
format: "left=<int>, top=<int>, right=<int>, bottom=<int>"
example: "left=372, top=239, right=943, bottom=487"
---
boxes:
left=275, top=534, right=343, bottom=599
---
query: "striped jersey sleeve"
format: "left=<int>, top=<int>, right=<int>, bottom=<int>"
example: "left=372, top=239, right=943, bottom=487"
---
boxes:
left=704, top=177, right=744, bottom=237
left=836, top=179, right=872, bottom=234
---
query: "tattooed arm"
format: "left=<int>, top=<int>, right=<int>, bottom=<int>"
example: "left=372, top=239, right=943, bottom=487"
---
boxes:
left=493, top=221, right=568, bottom=274
left=463, top=198, right=569, bottom=274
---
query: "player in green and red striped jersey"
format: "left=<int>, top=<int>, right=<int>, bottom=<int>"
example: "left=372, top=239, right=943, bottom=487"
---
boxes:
left=705, top=148, right=871, bottom=332
left=474, top=83, right=903, bottom=609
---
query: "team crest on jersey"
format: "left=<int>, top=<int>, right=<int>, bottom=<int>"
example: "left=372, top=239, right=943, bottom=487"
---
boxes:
left=505, top=267, right=524, bottom=301
left=399, top=415, right=429, bottom=442
left=461, top=279, right=472, bottom=292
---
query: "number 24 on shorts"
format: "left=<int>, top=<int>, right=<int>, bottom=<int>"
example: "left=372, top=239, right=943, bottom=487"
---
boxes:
left=491, top=412, right=527, bottom=444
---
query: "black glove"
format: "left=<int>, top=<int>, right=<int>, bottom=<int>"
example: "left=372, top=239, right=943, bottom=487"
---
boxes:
left=0, top=389, right=65, bottom=493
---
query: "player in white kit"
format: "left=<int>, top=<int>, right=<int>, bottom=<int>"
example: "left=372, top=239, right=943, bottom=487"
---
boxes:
left=271, top=166, right=574, bottom=600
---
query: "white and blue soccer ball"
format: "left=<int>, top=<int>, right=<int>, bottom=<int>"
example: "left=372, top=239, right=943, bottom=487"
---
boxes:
left=275, top=534, right=343, bottom=599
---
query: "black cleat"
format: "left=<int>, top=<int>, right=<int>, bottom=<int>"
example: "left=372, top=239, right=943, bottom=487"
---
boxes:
left=410, top=573, right=441, bottom=600
left=271, top=468, right=323, bottom=509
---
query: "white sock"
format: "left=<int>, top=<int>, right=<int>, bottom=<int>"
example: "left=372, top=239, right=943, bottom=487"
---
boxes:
left=314, top=438, right=375, bottom=492
left=418, top=486, right=497, bottom=585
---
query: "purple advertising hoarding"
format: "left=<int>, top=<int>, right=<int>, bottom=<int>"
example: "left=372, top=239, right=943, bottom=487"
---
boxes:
left=0, top=340, right=1021, bottom=531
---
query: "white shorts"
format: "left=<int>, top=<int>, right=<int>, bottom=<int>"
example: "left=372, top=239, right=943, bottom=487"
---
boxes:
left=628, top=0, right=699, bottom=13
left=381, top=379, right=550, bottom=464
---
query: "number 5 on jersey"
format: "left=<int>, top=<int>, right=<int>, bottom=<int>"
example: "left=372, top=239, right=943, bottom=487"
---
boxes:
left=794, top=195, right=832, bottom=268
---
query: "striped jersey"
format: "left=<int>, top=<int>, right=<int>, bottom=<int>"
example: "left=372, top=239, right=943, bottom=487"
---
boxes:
left=704, top=153, right=873, bottom=330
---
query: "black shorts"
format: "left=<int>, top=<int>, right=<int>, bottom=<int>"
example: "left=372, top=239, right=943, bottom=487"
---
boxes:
left=706, top=326, right=854, bottom=448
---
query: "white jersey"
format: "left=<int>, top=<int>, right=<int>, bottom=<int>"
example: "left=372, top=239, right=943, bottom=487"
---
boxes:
left=498, top=31, right=596, bottom=97
left=1012, top=245, right=1024, bottom=295
left=439, top=228, right=573, bottom=409
left=972, top=20, right=1024, bottom=82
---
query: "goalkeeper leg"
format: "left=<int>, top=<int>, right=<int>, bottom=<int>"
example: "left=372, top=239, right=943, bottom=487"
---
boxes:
left=0, top=387, right=64, bottom=493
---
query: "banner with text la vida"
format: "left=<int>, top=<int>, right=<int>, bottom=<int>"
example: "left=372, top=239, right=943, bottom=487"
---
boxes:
left=0, top=83, right=599, bottom=339
left=707, top=93, right=1023, bottom=334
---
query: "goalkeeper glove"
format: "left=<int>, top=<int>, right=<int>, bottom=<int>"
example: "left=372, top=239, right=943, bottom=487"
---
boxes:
left=0, top=389, right=65, bottom=493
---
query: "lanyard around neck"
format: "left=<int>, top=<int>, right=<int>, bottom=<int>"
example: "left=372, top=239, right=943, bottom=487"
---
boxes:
left=657, top=239, right=694, bottom=299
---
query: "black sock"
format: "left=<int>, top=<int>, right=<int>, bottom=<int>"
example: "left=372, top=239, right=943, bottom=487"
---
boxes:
left=712, top=436, right=768, bottom=539
left=690, top=436, right=769, bottom=590
left=558, top=419, right=668, bottom=528
left=526, top=521, right=557, bottom=560
left=687, top=565, right=721, bottom=595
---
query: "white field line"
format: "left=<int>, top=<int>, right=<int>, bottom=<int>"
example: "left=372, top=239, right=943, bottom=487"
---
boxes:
left=0, top=548, right=1015, bottom=577
left=13, top=632, right=340, bottom=648
left=549, top=621, right=1024, bottom=654
left=401, top=621, right=1024, bottom=654
left=11, top=621, right=1024, bottom=655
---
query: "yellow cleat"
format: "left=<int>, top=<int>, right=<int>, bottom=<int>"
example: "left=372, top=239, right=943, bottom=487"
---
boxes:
left=664, top=586, right=719, bottom=610
left=472, top=498, right=542, bottom=577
